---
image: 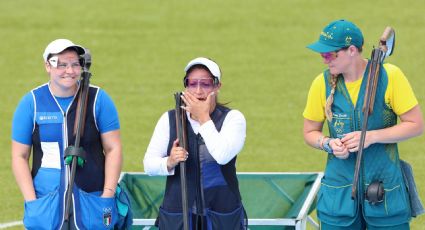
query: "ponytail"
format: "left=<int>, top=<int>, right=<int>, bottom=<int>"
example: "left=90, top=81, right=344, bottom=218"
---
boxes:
left=325, top=74, right=338, bottom=122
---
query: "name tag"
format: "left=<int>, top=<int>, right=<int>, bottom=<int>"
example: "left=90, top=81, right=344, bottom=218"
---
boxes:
left=36, top=112, right=63, bottom=124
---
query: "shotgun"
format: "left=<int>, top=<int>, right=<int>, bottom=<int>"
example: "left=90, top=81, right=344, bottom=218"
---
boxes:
left=351, top=27, right=395, bottom=200
left=62, top=50, right=92, bottom=229
left=174, top=92, right=190, bottom=230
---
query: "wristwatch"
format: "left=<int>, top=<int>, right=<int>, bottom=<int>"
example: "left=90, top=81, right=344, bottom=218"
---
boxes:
left=323, top=138, right=334, bottom=154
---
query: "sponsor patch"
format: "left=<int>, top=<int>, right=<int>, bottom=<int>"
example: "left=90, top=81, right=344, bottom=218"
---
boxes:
left=36, top=112, right=63, bottom=124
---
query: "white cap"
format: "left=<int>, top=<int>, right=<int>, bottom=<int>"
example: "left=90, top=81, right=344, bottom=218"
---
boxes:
left=43, top=39, right=85, bottom=62
left=184, top=57, right=221, bottom=81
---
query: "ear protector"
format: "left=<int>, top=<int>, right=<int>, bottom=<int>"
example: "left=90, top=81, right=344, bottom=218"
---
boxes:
left=183, top=75, right=219, bottom=87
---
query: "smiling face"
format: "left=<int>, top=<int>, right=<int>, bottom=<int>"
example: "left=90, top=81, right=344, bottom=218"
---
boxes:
left=184, top=66, right=221, bottom=100
left=45, top=49, right=82, bottom=97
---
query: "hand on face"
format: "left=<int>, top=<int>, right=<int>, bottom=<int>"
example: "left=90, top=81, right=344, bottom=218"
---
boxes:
left=181, top=67, right=220, bottom=124
left=181, top=90, right=215, bottom=124
left=167, top=139, right=188, bottom=171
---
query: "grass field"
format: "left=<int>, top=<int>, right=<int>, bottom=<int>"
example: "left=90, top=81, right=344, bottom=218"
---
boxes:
left=1, top=0, right=424, bottom=229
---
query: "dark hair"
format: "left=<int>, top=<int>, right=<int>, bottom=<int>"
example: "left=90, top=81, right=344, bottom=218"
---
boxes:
left=339, top=45, right=362, bottom=53
left=46, top=47, right=80, bottom=61
left=185, top=64, right=214, bottom=79
left=355, top=46, right=363, bottom=53
left=348, top=45, right=363, bottom=53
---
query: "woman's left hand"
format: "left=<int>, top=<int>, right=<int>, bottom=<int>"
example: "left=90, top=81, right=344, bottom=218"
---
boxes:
left=341, top=131, right=374, bottom=152
left=181, top=91, right=215, bottom=124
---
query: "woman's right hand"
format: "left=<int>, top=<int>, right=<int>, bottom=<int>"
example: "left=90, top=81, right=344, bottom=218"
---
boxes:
left=167, top=139, right=189, bottom=171
left=330, top=138, right=350, bottom=159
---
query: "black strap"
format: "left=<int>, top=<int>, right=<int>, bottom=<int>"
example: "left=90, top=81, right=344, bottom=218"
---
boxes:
left=64, top=146, right=86, bottom=159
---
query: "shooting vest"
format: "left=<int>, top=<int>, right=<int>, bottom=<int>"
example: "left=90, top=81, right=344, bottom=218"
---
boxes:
left=159, top=105, right=244, bottom=229
left=27, top=83, right=112, bottom=229
left=316, top=62, right=411, bottom=227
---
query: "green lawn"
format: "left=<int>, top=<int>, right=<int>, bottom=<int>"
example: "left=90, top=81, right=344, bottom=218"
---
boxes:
left=1, top=0, right=424, bottom=228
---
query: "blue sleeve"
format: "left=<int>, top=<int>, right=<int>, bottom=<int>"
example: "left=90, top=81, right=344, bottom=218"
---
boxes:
left=95, top=89, right=120, bottom=134
left=12, top=92, right=35, bottom=145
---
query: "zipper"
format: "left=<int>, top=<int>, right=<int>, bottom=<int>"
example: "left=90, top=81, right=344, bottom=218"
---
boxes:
left=48, top=83, right=79, bottom=229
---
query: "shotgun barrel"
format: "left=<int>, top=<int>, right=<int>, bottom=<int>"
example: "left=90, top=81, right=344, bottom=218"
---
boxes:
left=174, top=92, right=190, bottom=230
left=351, top=27, right=395, bottom=199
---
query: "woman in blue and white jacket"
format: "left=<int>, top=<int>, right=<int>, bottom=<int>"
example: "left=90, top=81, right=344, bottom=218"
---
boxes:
left=12, top=39, right=123, bottom=229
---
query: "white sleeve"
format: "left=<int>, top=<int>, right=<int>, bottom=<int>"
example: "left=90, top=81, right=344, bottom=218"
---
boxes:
left=143, top=112, right=175, bottom=176
left=198, top=110, right=246, bottom=165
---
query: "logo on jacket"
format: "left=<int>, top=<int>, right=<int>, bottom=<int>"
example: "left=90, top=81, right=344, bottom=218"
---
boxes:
left=103, top=207, right=112, bottom=227
left=36, top=112, right=63, bottom=124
